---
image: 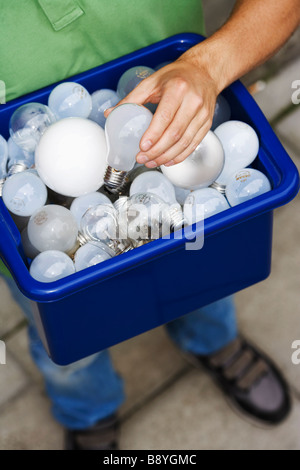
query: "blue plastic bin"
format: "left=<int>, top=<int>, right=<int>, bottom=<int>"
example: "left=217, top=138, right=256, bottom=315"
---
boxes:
left=0, top=34, right=299, bottom=365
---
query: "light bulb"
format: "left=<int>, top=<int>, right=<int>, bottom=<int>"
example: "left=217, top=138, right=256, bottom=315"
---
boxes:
left=79, top=203, right=131, bottom=255
left=173, top=186, right=192, bottom=206
left=89, top=89, right=120, bottom=128
left=35, top=117, right=107, bottom=197
left=212, top=120, right=259, bottom=191
left=104, top=104, right=153, bottom=192
left=154, top=61, right=171, bottom=71
left=9, top=102, right=56, bottom=153
left=161, top=130, right=224, bottom=190
left=225, top=168, right=271, bottom=206
left=116, top=193, right=171, bottom=243
left=29, top=250, right=75, bottom=283
left=0, top=135, right=8, bottom=195
left=184, top=188, right=230, bottom=225
left=21, top=227, right=40, bottom=259
left=7, top=137, right=34, bottom=176
left=2, top=170, right=47, bottom=217
left=74, top=241, right=115, bottom=272
left=48, top=82, right=92, bottom=119
left=129, top=171, right=185, bottom=230
left=70, top=191, right=113, bottom=228
left=28, top=205, right=78, bottom=254
left=211, top=95, right=231, bottom=131
left=117, top=66, right=155, bottom=99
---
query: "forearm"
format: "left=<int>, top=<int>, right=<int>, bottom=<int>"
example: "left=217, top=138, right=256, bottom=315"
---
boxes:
left=180, top=0, right=300, bottom=93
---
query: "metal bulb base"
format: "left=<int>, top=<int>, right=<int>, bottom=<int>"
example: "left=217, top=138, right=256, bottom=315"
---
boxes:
left=104, top=166, right=128, bottom=193
left=210, top=181, right=226, bottom=194
left=8, top=163, right=29, bottom=176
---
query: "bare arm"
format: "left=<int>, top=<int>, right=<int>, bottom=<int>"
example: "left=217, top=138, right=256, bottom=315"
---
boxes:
left=105, top=0, right=300, bottom=168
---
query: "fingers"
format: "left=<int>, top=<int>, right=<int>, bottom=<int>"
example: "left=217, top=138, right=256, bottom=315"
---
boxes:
left=145, top=114, right=211, bottom=168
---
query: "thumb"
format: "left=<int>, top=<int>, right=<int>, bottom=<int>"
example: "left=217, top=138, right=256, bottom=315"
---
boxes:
left=104, top=75, right=156, bottom=118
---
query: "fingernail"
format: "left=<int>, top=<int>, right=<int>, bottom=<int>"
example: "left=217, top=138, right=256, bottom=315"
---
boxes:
left=137, top=154, right=149, bottom=164
left=146, top=161, right=158, bottom=168
left=141, top=140, right=152, bottom=152
left=164, top=160, right=175, bottom=167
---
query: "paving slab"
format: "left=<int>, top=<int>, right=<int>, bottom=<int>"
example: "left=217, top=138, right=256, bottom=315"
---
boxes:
left=275, top=106, right=300, bottom=154
left=120, top=369, right=300, bottom=450
left=0, top=385, right=62, bottom=450
left=0, top=350, right=28, bottom=408
left=111, top=327, right=188, bottom=417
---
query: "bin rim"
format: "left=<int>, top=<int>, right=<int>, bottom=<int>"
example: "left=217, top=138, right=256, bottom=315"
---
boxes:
left=0, top=33, right=299, bottom=302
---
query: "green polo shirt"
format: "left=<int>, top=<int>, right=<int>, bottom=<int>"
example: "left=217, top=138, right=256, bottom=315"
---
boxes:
left=0, top=0, right=205, bottom=277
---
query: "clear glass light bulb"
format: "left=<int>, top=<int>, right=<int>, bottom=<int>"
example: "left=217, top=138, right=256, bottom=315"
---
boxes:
left=225, top=168, right=271, bottom=206
left=7, top=137, right=34, bottom=175
left=29, top=250, right=75, bottom=283
left=0, top=135, right=8, bottom=195
left=79, top=203, right=130, bottom=255
left=117, top=66, right=155, bottom=99
left=104, top=104, right=153, bottom=192
left=89, top=89, right=120, bottom=128
left=213, top=121, right=259, bottom=190
left=129, top=171, right=184, bottom=230
left=184, top=188, right=230, bottom=225
left=117, top=193, right=171, bottom=243
left=161, top=130, right=224, bottom=190
left=28, top=205, right=78, bottom=254
left=2, top=170, right=47, bottom=217
left=211, top=95, right=231, bottom=131
left=48, top=82, right=92, bottom=120
left=74, top=241, right=115, bottom=272
left=9, top=102, right=56, bottom=153
left=35, top=117, right=107, bottom=197
left=70, top=191, right=113, bottom=228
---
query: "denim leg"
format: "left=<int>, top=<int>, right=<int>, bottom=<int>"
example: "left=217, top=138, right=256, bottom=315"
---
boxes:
left=3, top=275, right=125, bottom=430
left=166, top=295, right=238, bottom=355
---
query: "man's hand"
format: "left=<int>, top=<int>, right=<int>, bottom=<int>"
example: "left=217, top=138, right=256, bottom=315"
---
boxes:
left=105, top=0, right=300, bottom=168
left=105, top=60, right=218, bottom=168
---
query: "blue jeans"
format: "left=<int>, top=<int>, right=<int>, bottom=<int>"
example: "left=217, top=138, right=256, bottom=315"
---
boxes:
left=4, top=275, right=237, bottom=430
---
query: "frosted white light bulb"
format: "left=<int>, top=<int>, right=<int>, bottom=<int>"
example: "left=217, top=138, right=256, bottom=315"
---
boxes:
left=2, top=171, right=47, bottom=217
left=74, top=241, right=114, bottom=272
left=0, top=135, right=8, bottom=195
left=28, top=205, right=78, bottom=253
left=130, top=171, right=184, bottom=230
left=184, top=188, right=230, bottom=225
left=0, top=135, right=8, bottom=176
left=213, top=121, right=259, bottom=190
left=117, top=193, right=171, bottom=242
left=35, top=117, right=107, bottom=197
left=70, top=192, right=113, bottom=228
left=48, top=82, right=92, bottom=119
left=117, top=66, right=155, bottom=99
left=89, top=89, right=120, bottom=128
left=30, top=250, right=75, bottom=283
left=225, top=168, right=271, bottom=206
left=79, top=203, right=130, bottom=255
left=173, top=186, right=192, bottom=206
left=211, top=95, right=231, bottom=131
left=21, top=227, right=40, bottom=259
left=9, top=102, right=56, bottom=153
left=7, top=137, right=34, bottom=175
left=161, top=131, right=224, bottom=190
left=104, top=104, right=153, bottom=192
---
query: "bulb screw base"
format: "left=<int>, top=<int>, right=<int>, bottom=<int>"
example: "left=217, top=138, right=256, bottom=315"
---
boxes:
left=210, top=181, right=226, bottom=194
left=8, top=163, right=29, bottom=176
left=113, top=196, right=128, bottom=213
left=104, top=166, right=128, bottom=194
left=169, top=205, right=186, bottom=231
left=77, top=232, right=87, bottom=246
